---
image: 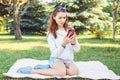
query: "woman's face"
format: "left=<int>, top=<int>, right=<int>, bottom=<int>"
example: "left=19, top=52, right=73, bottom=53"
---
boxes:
left=53, top=12, right=67, bottom=27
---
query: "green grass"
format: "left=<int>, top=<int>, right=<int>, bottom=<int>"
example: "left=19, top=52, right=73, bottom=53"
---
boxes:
left=0, top=34, right=120, bottom=80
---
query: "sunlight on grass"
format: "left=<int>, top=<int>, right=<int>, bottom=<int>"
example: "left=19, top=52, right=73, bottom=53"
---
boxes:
left=0, top=35, right=49, bottom=50
left=0, top=35, right=14, bottom=39
left=77, top=34, right=120, bottom=39
left=106, top=35, right=120, bottom=39
left=0, top=35, right=46, bottom=39
left=23, top=36, right=47, bottom=39
left=0, top=42, right=49, bottom=50
left=77, top=35, right=94, bottom=38
left=81, top=43, right=120, bottom=48
left=0, top=34, right=120, bottom=79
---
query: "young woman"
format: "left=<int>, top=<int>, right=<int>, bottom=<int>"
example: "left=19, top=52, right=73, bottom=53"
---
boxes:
left=17, top=6, right=80, bottom=76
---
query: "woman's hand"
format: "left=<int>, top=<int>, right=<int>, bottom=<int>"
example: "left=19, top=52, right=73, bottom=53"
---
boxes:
left=61, top=34, right=76, bottom=48
left=62, top=36, right=71, bottom=48
left=69, top=34, right=76, bottom=45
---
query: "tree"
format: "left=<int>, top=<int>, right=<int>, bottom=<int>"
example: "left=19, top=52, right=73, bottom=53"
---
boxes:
left=111, top=0, right=120, bottom=40
left=13, top=0, right=30, bottom=40
left=0, top=0, right=13, bottom=17
left=20, top=0, right=49, bottom=34
left=6, top=0, right=51, bottom=35
left=0, top=0, right=13, bottom=32
left=55, top=0, right=111, bottom=38
left=0, top=0, right=31, bottom=39
left=0, top=17, right=6, bottom=32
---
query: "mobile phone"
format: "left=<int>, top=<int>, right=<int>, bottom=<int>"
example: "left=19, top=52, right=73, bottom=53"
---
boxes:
left=67, top=29, right=75, bottom=37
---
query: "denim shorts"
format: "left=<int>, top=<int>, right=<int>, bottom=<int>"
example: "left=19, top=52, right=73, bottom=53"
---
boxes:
left=49, top=57, right=73, bottom=67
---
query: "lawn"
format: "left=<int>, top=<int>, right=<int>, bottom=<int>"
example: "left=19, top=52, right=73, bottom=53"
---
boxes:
left=0, top=34, right=120, bottom=80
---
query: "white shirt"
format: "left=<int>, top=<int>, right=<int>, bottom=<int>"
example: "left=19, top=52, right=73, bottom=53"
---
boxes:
left=47, top=30, right=80, bottom=61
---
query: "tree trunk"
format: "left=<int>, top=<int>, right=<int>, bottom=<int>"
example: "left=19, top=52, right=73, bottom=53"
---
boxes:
left=111, top=0, right=120, bottom=41
left=112, top=10, right=117, bottom=41
left=13, top=0, right=22, bottom=40
left=13, top=0, right=30, bottom=40
left=14, top=16, right=22, bottom=40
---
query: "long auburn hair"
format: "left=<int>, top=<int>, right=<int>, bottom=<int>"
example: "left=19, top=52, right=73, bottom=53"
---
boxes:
left=47, top=6, right=68, bottom=39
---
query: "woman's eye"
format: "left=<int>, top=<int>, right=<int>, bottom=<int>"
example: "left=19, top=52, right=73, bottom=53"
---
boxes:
left=59, top=17, right=62, bottom=19
left=59, top=17, right=66, bottom=19
left=63, top=17, right=66, bottom=19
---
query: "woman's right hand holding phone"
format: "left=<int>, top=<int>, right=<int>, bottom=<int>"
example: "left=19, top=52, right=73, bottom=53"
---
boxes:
left=61, top=29, right=75, bottom=48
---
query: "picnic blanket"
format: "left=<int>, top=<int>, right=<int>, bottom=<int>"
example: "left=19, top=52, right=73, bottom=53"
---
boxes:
left=3, top=58, right=120, bottom=80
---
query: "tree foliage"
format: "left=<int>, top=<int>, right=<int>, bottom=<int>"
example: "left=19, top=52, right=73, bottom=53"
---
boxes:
left=1, top=0, right=119, bottom=39
left=54, top=0, right=112, bottom=38
left=21, top=1, right=49, bottom=33
left=6, top=0, right=52, bottom=34
left=104, top=0, right=120, bottom=40
left=0, top=0, right=13, bottom=17
left=0, top=0, right=13, bottom=31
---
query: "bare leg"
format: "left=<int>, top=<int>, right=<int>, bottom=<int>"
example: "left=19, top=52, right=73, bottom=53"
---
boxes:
left=31, top=61, right=66, bottom=76
left=66, top=64, right=79, bottom=76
